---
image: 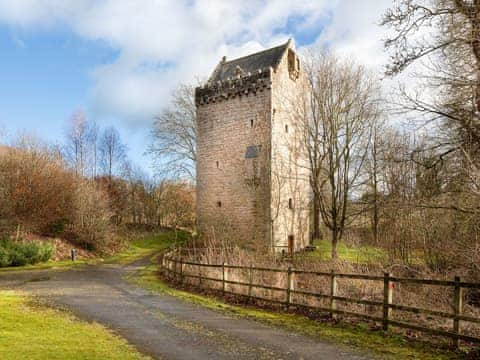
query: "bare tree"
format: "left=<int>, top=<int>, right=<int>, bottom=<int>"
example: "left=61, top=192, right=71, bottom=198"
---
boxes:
left=88, top=120, right=99, bottom=178
left=149, top=84, right=196, bottom=180
left=64, top=110, right=89, bottom=177
left=361, top=117, right=394, bottom=245
left=63, top=111, right=99, bottom=178
left=382, top=0, right=480, bottom=158
left=382, top=0, right=480, bottom=215
left=301, top=52, right=382, bottom=258
left=99, top=126, right=127, bottom=181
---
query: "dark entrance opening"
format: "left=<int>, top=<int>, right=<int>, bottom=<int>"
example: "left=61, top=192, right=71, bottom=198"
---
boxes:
left=288, top=235, right=294, bottom=255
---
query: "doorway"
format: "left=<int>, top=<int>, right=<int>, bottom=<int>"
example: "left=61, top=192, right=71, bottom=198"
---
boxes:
left=288, top=235, right=294, bottom=255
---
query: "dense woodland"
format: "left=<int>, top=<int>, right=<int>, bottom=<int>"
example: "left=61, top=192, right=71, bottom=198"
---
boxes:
left=0, top=113, right=195, bottom=254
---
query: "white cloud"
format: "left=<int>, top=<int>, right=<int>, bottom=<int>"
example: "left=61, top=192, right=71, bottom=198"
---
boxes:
left=0, top=0, right=395, bottom=126
left=309, top=0, right=430, bottom=129
left=313, top=0, right=392, bottom=69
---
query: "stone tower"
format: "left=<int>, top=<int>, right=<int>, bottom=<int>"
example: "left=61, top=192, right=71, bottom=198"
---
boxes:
left=195, top=39, right=310, bottom=253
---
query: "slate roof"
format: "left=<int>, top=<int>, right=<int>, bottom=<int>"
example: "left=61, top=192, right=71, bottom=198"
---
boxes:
left=209, top=41, right=289, bottom=83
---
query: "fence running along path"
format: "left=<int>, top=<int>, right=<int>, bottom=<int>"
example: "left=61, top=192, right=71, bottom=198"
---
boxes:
left=161, top=253, right=480, bottom=347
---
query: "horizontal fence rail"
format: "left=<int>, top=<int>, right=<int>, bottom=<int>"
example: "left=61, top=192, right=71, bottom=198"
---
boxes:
left=161, top=254, right=480, bottom=347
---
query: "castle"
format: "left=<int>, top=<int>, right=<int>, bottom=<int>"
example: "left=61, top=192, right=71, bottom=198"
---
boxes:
left=195, top=39, right=311, bottom=253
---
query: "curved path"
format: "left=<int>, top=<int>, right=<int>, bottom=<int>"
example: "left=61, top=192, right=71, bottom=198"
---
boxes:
left=0, top=258, right=373, bottom=360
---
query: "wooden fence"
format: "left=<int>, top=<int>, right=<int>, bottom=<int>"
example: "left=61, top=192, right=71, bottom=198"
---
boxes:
left=161, top=254, right=480, bottom=347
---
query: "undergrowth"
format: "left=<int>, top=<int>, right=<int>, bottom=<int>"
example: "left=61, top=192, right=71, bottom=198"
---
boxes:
left=0, top=237, right=53, bottom=267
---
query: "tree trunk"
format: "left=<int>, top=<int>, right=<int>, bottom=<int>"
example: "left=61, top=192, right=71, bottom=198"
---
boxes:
left=372, top=205, right=379, bottom=245
left=331, top=228, right=338, bottom=259
left=372, top=178, right=379, bottom=245
left=472, top=6, right=480, bottom=113
left=312, top=193, right=321, bottom=244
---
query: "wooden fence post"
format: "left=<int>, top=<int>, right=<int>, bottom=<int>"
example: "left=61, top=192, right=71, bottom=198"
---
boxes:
left=286, top=267, right=293, bottom=306
left=179, top=257, right=184, bottom=284
left=222, top=262, right=226, bottom=295
left=330, top=270, right=337, bottom=318
left=453, top=276, right=463, bottom=348
left=248, top=264, right=253, bottom=301
left=383, top=272, right=393, bottom=331
left=174, top=259, right=179, bottom=281
left=198, top=264, right=202, bottom=288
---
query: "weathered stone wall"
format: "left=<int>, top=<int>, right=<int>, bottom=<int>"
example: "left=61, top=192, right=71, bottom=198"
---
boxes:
left=196, top=43, right=311, bottom=252
left=196, top=74, right=272, bottom=248
left=270, top=48, right=311, bottom=252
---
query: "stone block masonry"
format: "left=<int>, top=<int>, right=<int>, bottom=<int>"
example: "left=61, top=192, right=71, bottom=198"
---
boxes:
left=196, top=40, right=311, bottom=252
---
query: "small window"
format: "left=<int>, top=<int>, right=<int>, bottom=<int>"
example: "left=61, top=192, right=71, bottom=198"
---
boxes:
left=250, top=119, right=254, bottom=128
left=245, top=145, right=262, bottom=159
left=288, top=198, right=293, bottom=209
left=217, top=201, right=222, bottom=208
left=216, top=161, right=219, bottom=168
left=285, top=124, right=289, bottom=133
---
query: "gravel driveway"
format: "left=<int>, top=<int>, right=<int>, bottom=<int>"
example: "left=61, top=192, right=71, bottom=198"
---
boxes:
left=0, top=258, right=374, bottom=360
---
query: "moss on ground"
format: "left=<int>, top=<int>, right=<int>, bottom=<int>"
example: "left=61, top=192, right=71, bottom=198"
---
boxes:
left=0, top=290, right=148, bottom=360
left=130, top=262, right=464, bottom=360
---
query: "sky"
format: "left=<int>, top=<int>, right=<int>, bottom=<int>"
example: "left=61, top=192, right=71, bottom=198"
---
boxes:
left=0, top=0, right=393, bottom=175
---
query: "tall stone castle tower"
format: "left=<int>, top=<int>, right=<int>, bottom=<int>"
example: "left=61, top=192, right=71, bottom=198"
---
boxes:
left=195, top=39, right=311, bottom=253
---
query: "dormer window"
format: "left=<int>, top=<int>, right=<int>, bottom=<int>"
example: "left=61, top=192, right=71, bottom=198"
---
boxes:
left=235, top=65, right=244, bottom=77
left=288, top=49, right=300, bottom=80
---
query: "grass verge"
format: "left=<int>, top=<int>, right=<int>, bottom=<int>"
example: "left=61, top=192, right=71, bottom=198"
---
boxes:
left=129, top=261, right=463, bottom=360
left=104, top=230, right=188, bottom=264
left=0, top=258, right=96, bottom=273
left=0, top=290, right=148, bottom=360
left=304, top=239, right=387, bottom=264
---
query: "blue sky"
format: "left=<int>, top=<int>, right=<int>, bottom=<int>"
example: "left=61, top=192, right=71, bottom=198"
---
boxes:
left=0, top=0, right=390, bottom=175
left=0, top=25, right=115, bottom=141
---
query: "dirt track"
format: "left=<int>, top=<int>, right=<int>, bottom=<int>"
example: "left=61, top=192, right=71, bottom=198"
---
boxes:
left=0, top=257, right=373, bottom=360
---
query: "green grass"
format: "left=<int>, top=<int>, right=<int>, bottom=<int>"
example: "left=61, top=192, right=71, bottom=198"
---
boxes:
left=0, top=258, right=96, bottom=272
left=0, top=290, right=148, bottom=360
left=105, top=230, right=188, bottom=264
left=129, top=262, right=462, bottom=360
left=304, top=239, right=387, bottom=264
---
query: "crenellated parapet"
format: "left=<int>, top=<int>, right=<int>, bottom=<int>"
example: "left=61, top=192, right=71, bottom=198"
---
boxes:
left=195, top=68, right=272, bottom=106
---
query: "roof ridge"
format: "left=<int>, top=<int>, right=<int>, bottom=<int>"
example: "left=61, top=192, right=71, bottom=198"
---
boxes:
left=223, top=41, right=288, bottom=67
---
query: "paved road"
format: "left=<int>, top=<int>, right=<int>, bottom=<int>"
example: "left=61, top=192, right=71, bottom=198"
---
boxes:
left=0, top=258, right=373, bottom=360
